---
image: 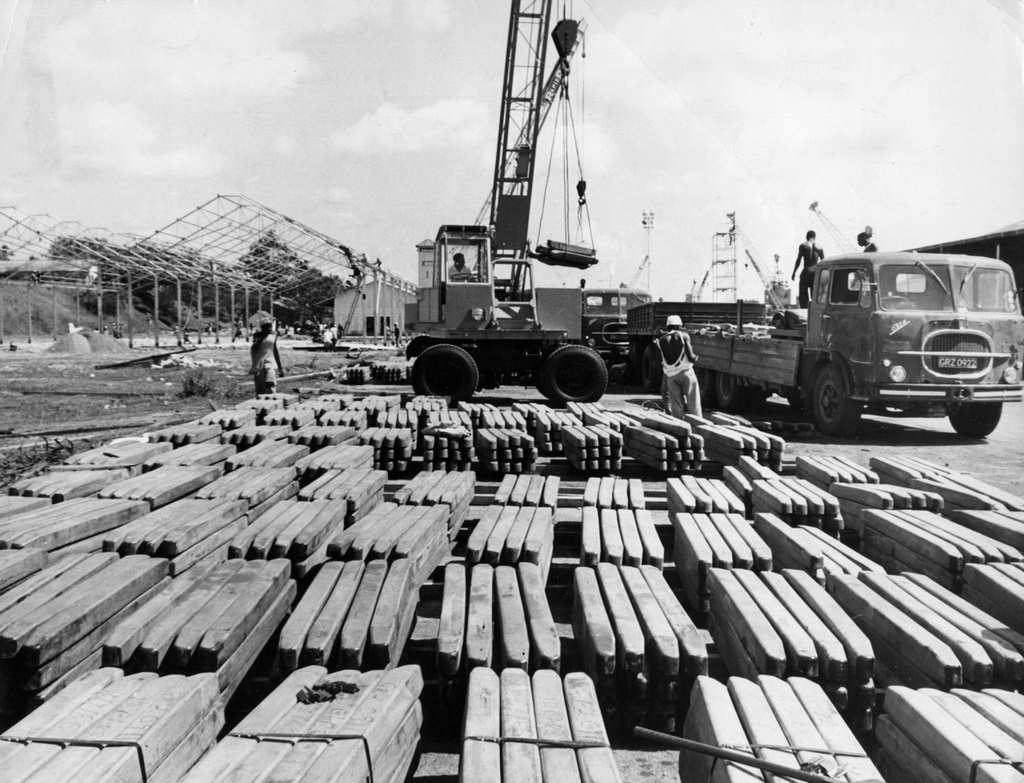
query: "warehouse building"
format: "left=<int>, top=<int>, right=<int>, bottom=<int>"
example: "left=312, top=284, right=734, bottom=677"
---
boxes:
left=910, top=218, right=1024, bottom=288
left=333, top=268, right=417, bottom=337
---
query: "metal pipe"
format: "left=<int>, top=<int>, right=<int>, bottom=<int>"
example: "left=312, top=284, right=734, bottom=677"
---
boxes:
left=176, top=276, right=182, bottom=346
left=127, top=273, right=134, bottom=348
left=214, top=277, right=221, bottom=344
left=0, top=286, right=5, bottom=343
left=27, top=286, right=33, bottom=343
left=229, top=285, right=236, bottom=342
left=52, top=286, right=58, bottom=339
left=153, top=274, right=160, bottom=347
left=196, top=279, right=203, bottom=344
left=97, top=286, right=103, bottom=333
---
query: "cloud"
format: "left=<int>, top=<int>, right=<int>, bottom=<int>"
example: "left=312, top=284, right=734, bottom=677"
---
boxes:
left=326, top=186, right=354, bottom=204
left=61, top=101, right=223, bottom=178
left=331, top=99, right=489, bottom=153
left=273, top=135, right=298, bottom=156
left=398, top=0, right=453, bottom=32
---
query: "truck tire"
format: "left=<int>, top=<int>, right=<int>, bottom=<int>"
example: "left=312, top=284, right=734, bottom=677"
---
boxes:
left=411, top=344, right=479, bottom=401
left=948, top=402, right=1002, bottom=438
left=714, top=372, right=745, bottom=412
left=541, top=345, right=609, bottom=404
left=811, top=363, right=862, bottom=436
left=640, top=344, right=663, bottom=394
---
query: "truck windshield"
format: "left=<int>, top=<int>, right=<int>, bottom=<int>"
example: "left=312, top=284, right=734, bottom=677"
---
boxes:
left=877, top=265, right=953, bottom=311
left=952, top=265, right=1019, bottom=313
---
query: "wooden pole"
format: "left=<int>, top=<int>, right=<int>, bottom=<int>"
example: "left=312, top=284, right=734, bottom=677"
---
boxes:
left=97, top=286, right=104, bottom=333
left=244, top=286, right=250, bottom=337
left=52, top=285, right=58, bottom=339
left=114, top=284, right=121, bottom=334
left=153, top=274, right=160, bottom=347
left=196, top=279, right=203, bottom=345
left=214, top=277, right=221, bottom=344
left=229, top=285, right=236, bottom=342
left=27, top=285, right=33, bottom=343
left=75, top=291, right=81, bottom=324
left=0, top=285, right=5, bottom=343
left=176, top=276, right=183, bottom=347
left=127, top=273, right=134, bottom=348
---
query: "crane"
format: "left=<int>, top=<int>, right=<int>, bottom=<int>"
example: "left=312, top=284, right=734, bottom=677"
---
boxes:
left=743, top=248, right=787, bottom=309
left=626, top=254, right=649, bottom=290
left=809, top=201, right=854, bottom=253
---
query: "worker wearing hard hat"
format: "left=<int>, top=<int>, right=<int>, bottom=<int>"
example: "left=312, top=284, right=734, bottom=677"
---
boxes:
left=656, top=315, right=702, bottom=418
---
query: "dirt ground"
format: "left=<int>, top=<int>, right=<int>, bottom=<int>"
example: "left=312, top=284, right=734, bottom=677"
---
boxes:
left=2, top=339, right=1021, bottom=782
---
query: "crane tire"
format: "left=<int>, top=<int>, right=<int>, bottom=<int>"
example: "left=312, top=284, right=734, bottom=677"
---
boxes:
left=540, top=345, right=609, bottom=404
left=411, top=344, right=479, bottom=401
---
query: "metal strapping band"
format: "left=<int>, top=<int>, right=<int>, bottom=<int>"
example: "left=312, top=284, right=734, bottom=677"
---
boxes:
left=722, top=742, right=869, bottom=758
left=969, top=757, right=1024, bottom=783
left=228, top=731, right=374, bottom=783
left=0, top=735, right=148, bottom=781
left=463, top=734, right=609, bottom=750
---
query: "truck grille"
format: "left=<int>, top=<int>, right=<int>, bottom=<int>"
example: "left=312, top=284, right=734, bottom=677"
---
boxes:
left=923, top=331, right=991, bottom=376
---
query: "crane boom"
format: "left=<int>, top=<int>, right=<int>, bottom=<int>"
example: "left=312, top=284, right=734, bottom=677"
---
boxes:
left=809, top=201, right=853, bottom=253
left=744, top=248, right=784, bottom=309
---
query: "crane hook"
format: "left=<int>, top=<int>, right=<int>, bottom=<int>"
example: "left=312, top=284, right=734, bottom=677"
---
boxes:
left=576, top=179, right=587, bottom=206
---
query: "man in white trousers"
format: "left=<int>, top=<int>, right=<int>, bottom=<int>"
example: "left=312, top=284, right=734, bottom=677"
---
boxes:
left=656, top=314, right=702, bottom=418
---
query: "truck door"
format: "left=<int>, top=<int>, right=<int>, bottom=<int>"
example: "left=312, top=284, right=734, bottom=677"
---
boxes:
left=823, top=266, right=874, bottom=374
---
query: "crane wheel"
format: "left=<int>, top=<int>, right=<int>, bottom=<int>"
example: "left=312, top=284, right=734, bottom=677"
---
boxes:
left=948, top=402, right=1002, bottom=438
left=411, top=344, right=479, bottom=401
left=640, top=344, right=664, bottom=394
left=540, top=345, right=609, bottom=404
left=811, top=362, right=862, bottom=436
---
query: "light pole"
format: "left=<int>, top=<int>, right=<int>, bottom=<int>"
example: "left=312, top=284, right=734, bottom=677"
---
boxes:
left=641, top=211, right=654, bottom=293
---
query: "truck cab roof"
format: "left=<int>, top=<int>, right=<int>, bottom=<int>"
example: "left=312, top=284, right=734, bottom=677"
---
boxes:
left=818, top=251, right=1010, bottom=270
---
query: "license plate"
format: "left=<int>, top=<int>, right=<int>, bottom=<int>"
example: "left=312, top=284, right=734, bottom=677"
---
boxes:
left=936, top=356, right=978, bottom=369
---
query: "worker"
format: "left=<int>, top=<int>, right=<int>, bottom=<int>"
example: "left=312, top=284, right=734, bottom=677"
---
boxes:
left=251, top=318, right=284, bottom=394
left=857, top=226, right=878, bottom=252
left=791, top=230, right=825, bottom=308
left=448, top=252, right=473, bottom=282
left=656, top=314, right=702, bottom=418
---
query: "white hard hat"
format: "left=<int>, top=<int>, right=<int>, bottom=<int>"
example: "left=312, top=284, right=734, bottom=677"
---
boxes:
left=666, top=315, right=683, bottom=327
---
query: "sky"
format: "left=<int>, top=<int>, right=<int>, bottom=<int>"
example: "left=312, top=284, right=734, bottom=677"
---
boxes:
left=1, top=0, right=1022, bottom=300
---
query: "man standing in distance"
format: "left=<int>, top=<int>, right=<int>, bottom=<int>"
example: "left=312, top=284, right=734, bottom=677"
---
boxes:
left=791, top=230, right=825, bottom=308
left=656, top=315, right=702, bottom=418
left=251, top=318, right=284, bottom=394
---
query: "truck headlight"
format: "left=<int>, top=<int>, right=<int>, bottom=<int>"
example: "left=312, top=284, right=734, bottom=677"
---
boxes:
left=1004, top=365, right=1019, bottom=383
left=888, top=364, right=907, bottom=382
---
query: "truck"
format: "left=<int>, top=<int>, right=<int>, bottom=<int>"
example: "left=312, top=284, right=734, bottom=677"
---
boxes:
left=627, top=252, right=1024, bottom=437
left=581, top=286, right=650, bottom=368
left=406, top=2, right=610, bottom=404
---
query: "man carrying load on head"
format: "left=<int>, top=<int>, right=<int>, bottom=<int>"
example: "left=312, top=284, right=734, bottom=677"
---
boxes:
left=656, top=314, right=702, bottom=418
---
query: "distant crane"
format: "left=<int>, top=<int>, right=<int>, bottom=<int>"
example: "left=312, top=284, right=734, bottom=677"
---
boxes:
left=625, top=254, right=650, bottom=290
left=743, top=249, right=787, bottom=309
left=809, top=201, right=854, bottom=253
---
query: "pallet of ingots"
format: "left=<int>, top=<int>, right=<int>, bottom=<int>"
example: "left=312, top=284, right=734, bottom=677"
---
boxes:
left=181, top=666, right=423, bottom=783
left=466, top=506, right=555, bottom=583
left=421, top=423, right=476, bottom=470
left=142, top=440, right=237, bottom=470
left=293, top=444, right=375, bottom=481
left=494, top=474, right=560, bottom=509
left=620, top=422, right=691, bottom=473
left=875, top=686, right=1024, bottom=783
left=516, top=404, right=582, bottom=456
left=461, top=668, right=624, bottom=783
left=456, top=401, right=502, bottom=428
left=287, top=424, right=359, bottom=450
left=220, top=424, right=293, bottom=449
left=565, top=401, right=627, bottom=428
left=702, top=411, right=787, bottom=470
left=228, top=499, right=350, bottom=578
left=637, top=410, right=707, bottom=466
left=193, top=466, right=299, bottom=521
left=357, top=426, right=416, bottom=472
left=440, top=562, right=559, bottom=676
left=234, top=397, right=286, bottom=424
left=193, top=406, right=258, bottom=430
left=276, top=556, right=439, bottom=672
left=392, top=470, right=476, bottom=535
left=342, top=365, right=368, bottom=384
left=319, top=407, right=369, bottom=429
left=327, top=502, right=452, bottom=584
left=961, top=563, right=1024, bottom=635
left=263, top=404, right=318, bottom=430
left=581, top=507, right=664, bottom=569
left=298, top=467, right=388, bottom=525
left=354, top=394, right=402, bottom=424
left=560, top=424, right=623, bottom=473
left=99, top=465, right=225, bottom=511
left=680, top=675, right=882, bottom=783
left=871, top=454, right=1024, bottom=512
left=0, top=547, right=48, bottom=595
left=581, top=476, right=646, bottom=510
left=573, top=564, right=708, bottom=732
left=474, top=428, right=538, bottom=474
left=102, top=499, right=248, bottom=575
left=828, top=482, right=944, bottom=537
left=102, top=559, right=295, bottom=701
left=406, top=394, right=448, bottom=423
left=0, top=498, right=148, bottom=554
left=377, top=406, right=419, bottom=440
left=8, top=467, right=132, bottom=503
left=671, top=512, right=773, bottom=617
left=667, top=476, right=746, bottom=515
left=753, top=511, right=885, bottom=583
left=0, top=669, right=223, bottom=782
left=834, top=571, right=1024, bottom=690
left=0, top=554, right=169, bottom=708
left=302, top=392, right=356, bottom=414
left=56, top=440, right=174, bottom=476
left=146, top=421, right=223, bottom=446
left=945, top=508, right=1024, bottom=551
left=370, top=362, right=408, bottom=383
left=224, top=438, right=310, bottom=470
left=795, top=454, right=879, bottom=489
left=857, top=508, right=1022, bottom=591
left=748, top=470, right=844, bottom=532
left=707, top=568, right=876, bottom=723
left=0, top=496, right=50, bottom=519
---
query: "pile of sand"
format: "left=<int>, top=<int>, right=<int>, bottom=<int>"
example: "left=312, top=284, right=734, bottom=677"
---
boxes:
left=46, top=330, right=130, bottom=354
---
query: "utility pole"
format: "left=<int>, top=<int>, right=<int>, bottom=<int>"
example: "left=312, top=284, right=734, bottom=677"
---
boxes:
left=642, top=211, right=654, bottom=294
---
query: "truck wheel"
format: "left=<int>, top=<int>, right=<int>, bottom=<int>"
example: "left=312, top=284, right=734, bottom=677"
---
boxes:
left=541, top=345, right=609, bottom=404
left=640, top=344, right=663, bottom=394
left=714, top=372, right=745, bottom=412
left=811, top=363, right=862, bottom=436
left=948, top=402, right=1002, bottom=438
left=411, top=344, right=479, bottom=401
